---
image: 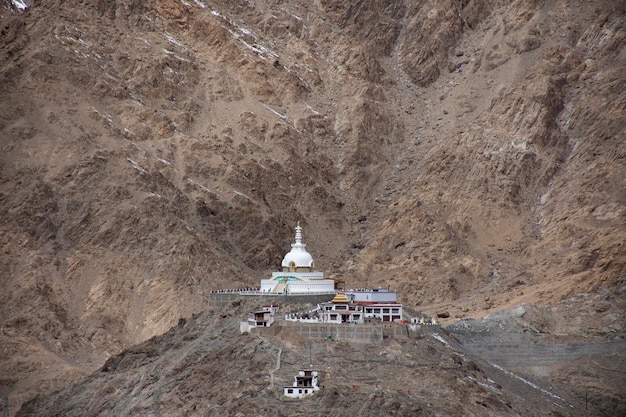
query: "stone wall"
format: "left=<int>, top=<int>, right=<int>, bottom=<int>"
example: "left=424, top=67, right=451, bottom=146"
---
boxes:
left=279, top=321, right=383, bottom=343
left=208, top=292, right=335, bottom=308
left=263, top=321, right=438, bottom=344
left=463, top=340, right=626, bottom=367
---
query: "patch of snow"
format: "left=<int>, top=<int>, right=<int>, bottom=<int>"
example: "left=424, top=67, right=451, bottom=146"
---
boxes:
left=260, top=103, right=301, bottom=133
left=90, top=107, right=113, bottom=124
left=233, top=189, right=252, bottom=201
left=431, top=333, right=450, bottom=347
left=211, top=9, right=279, bottom=61
left=187, top=179, right=222, bottom=198
left=465, top=376, right=501, bottom=393
left=490, top=363, right=565, bottom=402
left=127, top=158, right=148, bottom=174
left=510, top=141, right=529, bottom=151
left=157, top=158, right=172, bottom=166
left=262, top=103, right=288, bottom=120
left=306, top=104, right=320, bottom=115
left=105, top=72, right=120, bottom=82
left=567, top=139, right=580, bottom=160
left=229, top=29, right=279, bottom=61
left=194, top=0, right=207, bottom=8
left=164, top=32, right=188, bottom=51
left=11, top=0, right=30, bottom=12
left=162, top=48, right=191, bottom=62
left=124, top=139, right=144, bottom=152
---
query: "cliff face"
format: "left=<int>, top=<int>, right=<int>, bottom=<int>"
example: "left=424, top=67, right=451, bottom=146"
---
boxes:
left=0, top=0, right=624, bottom=414
left=356, top=1, right=626, bottom=314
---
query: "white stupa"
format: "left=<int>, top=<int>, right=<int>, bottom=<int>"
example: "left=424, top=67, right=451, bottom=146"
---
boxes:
left=260, top=222, right=336, bottom=294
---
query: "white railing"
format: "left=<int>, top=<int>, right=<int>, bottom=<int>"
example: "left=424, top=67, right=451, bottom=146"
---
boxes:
left=210, top=288, right=336, bottom=296
left=284, top=315, right=323, bottom=323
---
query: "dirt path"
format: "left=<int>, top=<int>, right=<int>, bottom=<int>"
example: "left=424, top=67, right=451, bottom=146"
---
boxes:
left=257, top=334, right=282, bottom=388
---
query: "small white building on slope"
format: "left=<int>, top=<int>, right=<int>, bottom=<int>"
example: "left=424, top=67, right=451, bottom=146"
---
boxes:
left=239, top=304, right=280, bottom=334
left=260, top=223, right=336, bottom=294
left=284, top=370, right=320, bottom=398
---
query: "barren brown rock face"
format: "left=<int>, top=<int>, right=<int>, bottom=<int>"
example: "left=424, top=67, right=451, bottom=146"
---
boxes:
left=0, top=0, right=624, bottom=415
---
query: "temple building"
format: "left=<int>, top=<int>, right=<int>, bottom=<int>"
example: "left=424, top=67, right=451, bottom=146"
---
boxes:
left=319, top=289, right=403, bottom=323
left=260, top=223, right=336, bottom=294
left=285, top=288, right=403, bottom=324
left=239, top=304, right=279, bottom=334
left=283, top=370, right=320, bottom=398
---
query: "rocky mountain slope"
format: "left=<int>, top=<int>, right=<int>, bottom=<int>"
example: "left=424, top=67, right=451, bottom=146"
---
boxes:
left=17, top=299, right=620, bottom=417
left=1, top=0, right=625, bottom=415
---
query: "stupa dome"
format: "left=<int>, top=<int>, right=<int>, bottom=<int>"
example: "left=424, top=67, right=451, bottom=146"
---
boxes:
left=281, top=223, right=314, bottom=270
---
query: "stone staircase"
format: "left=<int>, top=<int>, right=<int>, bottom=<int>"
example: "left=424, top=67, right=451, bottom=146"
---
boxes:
left=273, top=282, right=287, bottom=294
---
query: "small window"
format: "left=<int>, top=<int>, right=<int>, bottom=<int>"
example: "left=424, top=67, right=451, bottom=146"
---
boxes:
left=288, top=389, right=293, bottom=394
left=373, top=308, right=380, bottom=313
left=299, top=389, right=303, bottom=394
left=382, top=308, right=390, bottom=314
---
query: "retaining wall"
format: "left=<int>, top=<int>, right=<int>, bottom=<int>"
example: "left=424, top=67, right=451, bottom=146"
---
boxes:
left=208, top=292, right=335, bottom=308
left=265, top=321, right=437, bottom=344
left=463, top=340, right=626, bottom=367
left=280, top=321, right=383, bottom=343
